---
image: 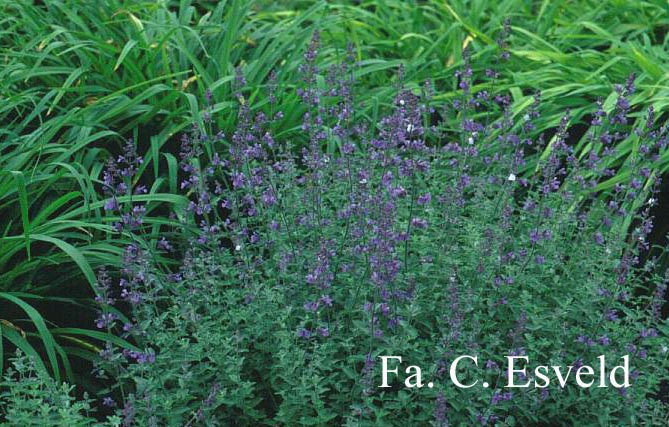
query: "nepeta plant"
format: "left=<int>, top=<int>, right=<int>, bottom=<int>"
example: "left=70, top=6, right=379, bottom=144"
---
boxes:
left=0, top=351, right=100, bottom=426
left=106, top=32, right=669, bottom=425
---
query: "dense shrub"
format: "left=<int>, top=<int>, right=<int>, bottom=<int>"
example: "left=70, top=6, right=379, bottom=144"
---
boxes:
left=3, top=31, right=669, bottom=427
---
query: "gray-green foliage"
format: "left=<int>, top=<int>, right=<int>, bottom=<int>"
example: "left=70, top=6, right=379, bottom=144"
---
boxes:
left=0, top=351, right=111, bottom=426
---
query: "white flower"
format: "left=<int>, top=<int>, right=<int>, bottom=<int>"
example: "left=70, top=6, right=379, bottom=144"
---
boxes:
left=407, top=124, right=414, bottom=133
left=507, top=173, right=516, bottom=182
left=648, top=198, right=656, bottom=206
left=467, top=137, right=474, bottom=145
left=662, top=345, right=668, bottom=353
left=359, top=178, right=368, bottom=185
left=235, top=245, right=241, bottom=251
left=399, top=99, right=405, bottom=106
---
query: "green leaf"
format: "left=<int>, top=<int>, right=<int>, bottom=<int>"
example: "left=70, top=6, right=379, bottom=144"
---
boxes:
left=48, top=67, right=87, bottom=115
left=8, top=171, right=31, bottom=260
left=30, top=234, right=96, bottom=289
left=1, top=326, right=49, bottom=376
left=0, top=293, right=61, bottom=381
left=114, top=39, right=138, bottom=72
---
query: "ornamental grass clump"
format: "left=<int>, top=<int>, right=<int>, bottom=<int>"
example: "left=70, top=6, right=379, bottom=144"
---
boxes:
left=5, top=30, right=668, bottom=426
